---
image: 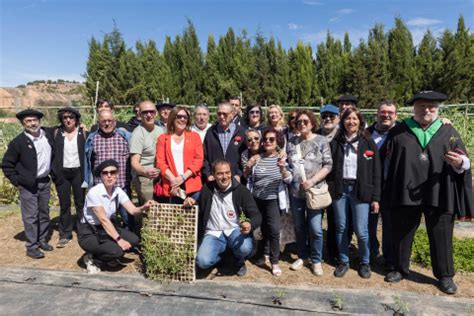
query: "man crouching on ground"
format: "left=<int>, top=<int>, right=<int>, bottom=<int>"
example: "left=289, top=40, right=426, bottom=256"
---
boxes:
left=196, top=159, right=261, bottom=277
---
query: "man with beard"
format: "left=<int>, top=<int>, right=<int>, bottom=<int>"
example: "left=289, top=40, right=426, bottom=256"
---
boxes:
left=191, top=104, right=212, bottom=142
left=383, top=91, right=472, bottom=294
left=2, top=109, right=54, bottom=259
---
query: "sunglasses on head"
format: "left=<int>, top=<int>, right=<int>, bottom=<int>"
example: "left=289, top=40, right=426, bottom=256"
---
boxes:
left=176, top=114, right=188, bottom=120
left=247, top=136, right=260, bottom=142
left=264, top=136, right=276, bottom=143
left=101, top=170, right=118, bottom=176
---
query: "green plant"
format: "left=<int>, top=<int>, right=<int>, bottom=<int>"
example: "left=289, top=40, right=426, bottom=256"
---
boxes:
left=330, top=292, right=343, bottom=310
left=392, top=295, right=410, bottom=315
left=412, top=228, right=474, bottom=272
left=239, top=211, right=250, bottom=223
left=0, top=175, right=19, bottom=205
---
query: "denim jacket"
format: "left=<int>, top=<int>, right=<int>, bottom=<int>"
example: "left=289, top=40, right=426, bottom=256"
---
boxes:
left=81, top=127, right=131, bottom=188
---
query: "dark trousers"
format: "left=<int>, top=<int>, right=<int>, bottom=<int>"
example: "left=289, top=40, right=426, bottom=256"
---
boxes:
left=368, top=212, right=380, bottom=257
left=391, top=206, right=455, bottom=279
left=55, top=168, right=85, bottom=239
left=19, top=180, right=51, bottom=250
left=78, top=223, right=139, bottom=264
left=325, top=204, right=339, bottom=263
left=255, top=197, right=281, bottom=265
left=380, top=208, right=394, bottom=267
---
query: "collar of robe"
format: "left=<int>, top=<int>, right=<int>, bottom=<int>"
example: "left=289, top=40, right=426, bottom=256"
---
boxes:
left=405, top=117, right=442, bottom=149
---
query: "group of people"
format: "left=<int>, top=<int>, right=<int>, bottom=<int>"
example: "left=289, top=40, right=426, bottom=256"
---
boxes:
left=1, top=91, right=472, bottom=295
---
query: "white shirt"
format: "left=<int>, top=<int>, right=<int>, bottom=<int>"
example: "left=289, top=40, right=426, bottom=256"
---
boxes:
left=343, top=140, right=358, bottom=180
left=24, top=129, right=52, bottom=178
left=82, top=183, right=130, bottom=225
left=63, top=132, right=80, bottom=168
left=171, top=138, right=185, bottom=175
left=191, top=123, right=211, bottom=143
left=205, top=186, right=239, bottom=238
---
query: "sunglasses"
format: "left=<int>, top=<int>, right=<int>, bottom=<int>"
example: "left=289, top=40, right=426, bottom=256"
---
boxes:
left=321, top=114, right=337, bottom=120
left=176, top=114, right=189, bottom=120
left=141, top=110, right=156, bottom=115
left=62, top=115, right=76, bottom=120
left=263, top=136, right=276, bottom=143
left=217, top=112, right=230, bottom=117
left=247, top=136, right=260, bottom=142
left=297, top=119, right=310, bottom=126
left=249, top=110, right=260, bottom=115
left=101, top=170, right=118, bottom=176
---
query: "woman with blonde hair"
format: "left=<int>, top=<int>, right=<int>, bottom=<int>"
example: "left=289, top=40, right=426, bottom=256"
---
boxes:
left=266, top=104, right=287, bottom=132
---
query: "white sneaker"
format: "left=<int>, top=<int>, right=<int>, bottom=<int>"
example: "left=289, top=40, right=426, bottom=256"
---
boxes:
left=312, top=262, right=323, bottom=276
left=83, top=253, right=101, bottom=274
left=290, top=258, right=305, bottom=271
left=264, top=255, right=270, bottom=265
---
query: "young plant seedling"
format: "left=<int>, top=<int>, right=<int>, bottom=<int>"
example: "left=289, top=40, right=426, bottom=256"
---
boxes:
left=239, top=211, right=250, bottom=224
left=330, top=292, right=343, bottom=310
left=271, top=289, right=286, bottom=305
left=392, top=295, right=410, bottom=316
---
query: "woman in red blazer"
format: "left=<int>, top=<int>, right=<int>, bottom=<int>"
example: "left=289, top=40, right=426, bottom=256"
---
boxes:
left=155, top=106, right=203, bottom=205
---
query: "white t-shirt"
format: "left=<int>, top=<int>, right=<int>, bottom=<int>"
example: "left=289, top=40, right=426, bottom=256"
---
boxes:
left=63, top=133, right=80, bottom=168
left=171, top=137, right=185, bottom=175
left=191, top=123, right=211, bottom=143
left=82, top=183, right=130, bottom=225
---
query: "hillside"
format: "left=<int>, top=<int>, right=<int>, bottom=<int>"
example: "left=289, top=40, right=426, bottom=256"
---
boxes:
left=0, top=81, right=84, bottom=114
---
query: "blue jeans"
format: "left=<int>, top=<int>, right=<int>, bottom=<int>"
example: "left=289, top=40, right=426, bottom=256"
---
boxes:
left=290, top=196, right=324, bottom=264
left=196, top=228, right=253, bottom=269
left=333, top=183, right=370, bottom=264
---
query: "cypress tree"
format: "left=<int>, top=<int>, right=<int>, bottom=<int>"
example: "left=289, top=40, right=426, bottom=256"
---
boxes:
left=288, top=41, right=315, bottom=106
left=415, top=30, right=441, bottom=91
left=348, top=40, right=370, bottom=105
left=203, top=35, right=221, bottom=105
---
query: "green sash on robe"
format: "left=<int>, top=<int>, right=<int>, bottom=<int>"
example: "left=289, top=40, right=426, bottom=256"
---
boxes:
left=404, top=117, right=442, bottom=149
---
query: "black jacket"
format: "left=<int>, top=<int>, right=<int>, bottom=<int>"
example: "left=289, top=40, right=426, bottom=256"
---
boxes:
left=2, top=127, right=54, bottom=192
left=51, top=127, right=87, bottom=185
left=327, top=135, right=381, bottom=203
left=202, top=123, right=247, bottom=180
left=198, top=179, right=262, bottom=238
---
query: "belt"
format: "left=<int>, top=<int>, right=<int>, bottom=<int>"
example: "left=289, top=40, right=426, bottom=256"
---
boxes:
left=37, top=176, right=50, bottom=183
left=343, top=179, right=356, bottom=185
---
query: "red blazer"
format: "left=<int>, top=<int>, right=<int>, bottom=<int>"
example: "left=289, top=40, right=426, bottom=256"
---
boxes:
left=155, top=130, right=203, bottom=197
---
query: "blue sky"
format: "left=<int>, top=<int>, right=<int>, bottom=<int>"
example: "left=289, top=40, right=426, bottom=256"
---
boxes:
left=1, top=0, right=472, bottom=87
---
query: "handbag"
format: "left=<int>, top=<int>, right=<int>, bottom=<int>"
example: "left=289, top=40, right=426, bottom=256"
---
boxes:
left=296, top=143, right=332, bottom=210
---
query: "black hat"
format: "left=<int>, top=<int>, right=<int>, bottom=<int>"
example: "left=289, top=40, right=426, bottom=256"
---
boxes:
left=406, top=91, right=447, bottom=105
left=156, top=102, right=176, bottom=110
left=94, top=159, right=119, bottom=177
left=16, top=109, right=44, bottom=120
left=336, top=95, right=358, bottom=104
left=57, top=107, right=81, bottom=118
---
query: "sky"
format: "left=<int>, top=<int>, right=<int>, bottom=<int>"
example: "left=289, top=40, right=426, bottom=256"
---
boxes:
left=0, top=0, right=472, bottom=87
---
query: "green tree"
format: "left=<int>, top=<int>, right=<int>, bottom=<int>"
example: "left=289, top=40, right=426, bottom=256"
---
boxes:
left=316, top=32, right=345, bottom=103
left=288, top=41, right=315, bottom=106
left=348, top=40, right=370, bottom=105
left=415, top=30, right=441, bottom=91
left=203, top=35, right=221, bottom=105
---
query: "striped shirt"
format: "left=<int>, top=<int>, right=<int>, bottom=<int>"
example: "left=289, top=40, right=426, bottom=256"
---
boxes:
left=92, top=131, right=130, bottom=188
left=252, top=155, right=282, bottom=200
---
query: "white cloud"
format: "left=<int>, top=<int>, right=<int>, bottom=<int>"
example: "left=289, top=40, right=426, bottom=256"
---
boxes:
left=410, top=26, right=445, bottom=46
left=300, top=28, right=369, bottom=46
left=407, top=18, right=442, bottom=27
left=338, top=8, right=355, bottom=14
left=302, top=0, right=323, bottom=5
left=288, top=23, right=303, bottom=30
left=329, top=17, right=339, bottom=23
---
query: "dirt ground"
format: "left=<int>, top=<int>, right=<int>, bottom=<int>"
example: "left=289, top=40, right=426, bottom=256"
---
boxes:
left=1, top=208, right=473, bottom=299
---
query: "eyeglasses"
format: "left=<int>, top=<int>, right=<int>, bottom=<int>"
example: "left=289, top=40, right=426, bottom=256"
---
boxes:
left=176, top=114, right=188, bottom=120
left=62, top=115, right=76, bottom=120
left=296, top=119, right=310, bottom=126
left=99, top=119, right=114, bottom=124
left=101, top=170, right=118, bottom=176
left=217, top=112, right=230, bottom=117
left=141, top=110, right=156, bottom=116
left=263, top=136, right=276, bottom=143
left=249, top=110, right=260, bottom=115
left=247, top=136, right=260, bottom=143
left=379, top=110, right=395, bottom=116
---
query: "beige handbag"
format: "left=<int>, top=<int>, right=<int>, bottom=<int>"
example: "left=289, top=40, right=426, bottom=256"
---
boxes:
left=296, top=143, right=332, bottom=210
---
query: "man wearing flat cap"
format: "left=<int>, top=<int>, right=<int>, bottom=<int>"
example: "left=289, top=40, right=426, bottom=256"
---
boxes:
left=383, top=91, right=472, bottom=294
left=336, top=95, right=358, bottom=114
left=156, top=102, right=175, bottom=129
left=2, top=109, right=55, bottom=259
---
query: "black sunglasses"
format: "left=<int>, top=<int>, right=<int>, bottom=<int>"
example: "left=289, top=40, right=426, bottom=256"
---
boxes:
left=101, top=170, right=118, bottom=176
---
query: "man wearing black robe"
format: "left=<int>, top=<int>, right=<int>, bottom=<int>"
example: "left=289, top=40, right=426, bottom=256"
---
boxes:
left=383, top=91, right=472, bottom=295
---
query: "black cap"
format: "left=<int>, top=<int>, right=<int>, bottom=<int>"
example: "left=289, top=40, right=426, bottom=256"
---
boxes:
left=16, top=109, right=44, bottom=120
left=57, top=107, right=81, bottom=118
left=156, top=102, right=176, bottom=110
left=336, top=95, right=358, bottom=104
left=406, top=91, right=447, bottom=105
left=94, top=159, right=120, bottom=177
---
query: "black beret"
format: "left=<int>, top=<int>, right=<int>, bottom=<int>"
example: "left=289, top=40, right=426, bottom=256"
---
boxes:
left=57, top=107, right=81, bottom=118
left=16, top=109, right=44, bottom=120
left=156, top=102, right=176, bottom=110
left=336, top=95, right=358, bottom=104
left=406, top=91, right=447, bottom=105
left=94, top=159, right=119, bottom=177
